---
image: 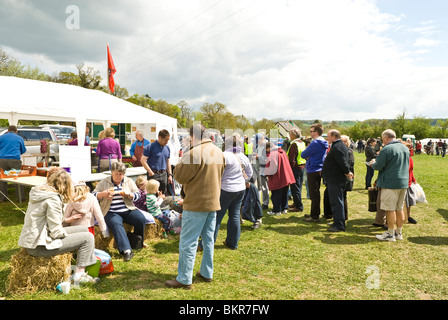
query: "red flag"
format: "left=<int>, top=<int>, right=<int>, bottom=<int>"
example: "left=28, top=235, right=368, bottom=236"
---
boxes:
left=107, top=44, right=116, bottom=93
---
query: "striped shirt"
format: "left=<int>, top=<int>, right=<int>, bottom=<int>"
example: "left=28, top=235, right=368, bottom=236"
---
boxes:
left=146, top=194, right=163, bottom=217
left=93, top=180, right=140, bottom=213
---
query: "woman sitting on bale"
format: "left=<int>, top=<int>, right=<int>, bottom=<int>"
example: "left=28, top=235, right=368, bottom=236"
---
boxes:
left=18, top=169, right=99, bottom=288
left=93, top=162, right=146, bottom=262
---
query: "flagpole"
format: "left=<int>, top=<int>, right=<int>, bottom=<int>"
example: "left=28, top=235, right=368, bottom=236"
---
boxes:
left=106, top=42, right=110, bottom=94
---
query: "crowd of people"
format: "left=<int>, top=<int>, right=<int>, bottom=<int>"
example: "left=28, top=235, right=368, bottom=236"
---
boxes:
left=7, top=121, right=422, bottom=290
left=421, top=139, right=447, bottom=157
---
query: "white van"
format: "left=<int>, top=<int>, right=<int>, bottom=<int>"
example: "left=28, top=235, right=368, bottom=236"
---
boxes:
left=0, top=127, right=59, bottom=163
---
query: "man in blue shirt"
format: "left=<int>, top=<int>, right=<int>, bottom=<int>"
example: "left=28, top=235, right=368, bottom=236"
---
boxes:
left=301, top=123, right=329, bottom=222
left=0, top=126, right=27, bottom=202
left=141, top=129, right=172, bottom=195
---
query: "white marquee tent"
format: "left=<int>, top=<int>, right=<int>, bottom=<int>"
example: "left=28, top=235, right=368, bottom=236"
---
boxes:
left=0, top=76, right=178, bottom=145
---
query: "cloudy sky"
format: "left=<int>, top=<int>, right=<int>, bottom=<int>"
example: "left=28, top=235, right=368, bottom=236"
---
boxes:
left=1, top=0, right=448, bottom=121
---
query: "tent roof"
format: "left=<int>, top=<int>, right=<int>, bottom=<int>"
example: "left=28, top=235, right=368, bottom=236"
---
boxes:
left=0, top=76, right=177, bottom=127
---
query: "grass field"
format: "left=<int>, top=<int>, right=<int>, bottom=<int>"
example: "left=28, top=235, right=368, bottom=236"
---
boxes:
left=0, top=152, right=447, bottom=300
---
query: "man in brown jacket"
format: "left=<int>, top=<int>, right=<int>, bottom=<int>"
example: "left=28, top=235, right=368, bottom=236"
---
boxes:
left=166, top=124, right=225, bottom=289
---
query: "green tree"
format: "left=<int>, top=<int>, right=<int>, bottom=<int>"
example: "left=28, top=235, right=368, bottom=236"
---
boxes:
left=177, top=100, right=193, bottom=128
left=408, top=117, right=432, bottom=140
left=77, top=64, right=102, bottom=89
left=50, top=71, right=80, bottom=86
left=51, top=64, right=102, bottom=90
left=0, top=47, right=49, bottom=80
left=391, top=111, right=409, bottom=139
left=200, top=102, right=228, bottom=131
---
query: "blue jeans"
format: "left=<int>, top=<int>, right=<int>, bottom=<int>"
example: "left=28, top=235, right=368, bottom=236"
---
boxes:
left=104, top=209, right=146, bottom=253
left=290, top=166, right=304, bottom=210
left=214, top=189, right=245, bottom=250
left=177, top=210, right=216, bottom=285
left=327, top=181, right=346, bottom=231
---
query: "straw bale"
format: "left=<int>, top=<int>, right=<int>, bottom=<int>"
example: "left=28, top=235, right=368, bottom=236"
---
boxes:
left=94, top=220, right=165, bottom=251
left=7, top=248, right=72, bottom=295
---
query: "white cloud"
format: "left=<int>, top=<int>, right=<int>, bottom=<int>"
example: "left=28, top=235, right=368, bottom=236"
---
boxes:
left=1, top=0, right=448, bottom=121
left=413, top=38, right=441, bottom=47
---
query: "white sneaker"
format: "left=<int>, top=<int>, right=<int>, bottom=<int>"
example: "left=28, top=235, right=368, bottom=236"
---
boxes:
left=251, top=219, right=262, bottom=229
left=267, top=211, right=281, bottom=216
left=282, top=210, right=288, bottom=214
left=376, top=231, right=396, bottom=242
left=395, top=232, right=403, bottom=240
left=72, top=272, right=100, bottom=289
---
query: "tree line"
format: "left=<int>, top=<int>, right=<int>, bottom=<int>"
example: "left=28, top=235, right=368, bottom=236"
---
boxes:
left=1, top=47, right=447, bottom=140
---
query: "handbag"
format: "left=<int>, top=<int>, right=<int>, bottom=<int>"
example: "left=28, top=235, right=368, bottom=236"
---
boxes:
left=411, top=182, right=427, bottom=203
left=368, top=188, right=378, bottom=212
left=232, top=153, right=249, bottom=180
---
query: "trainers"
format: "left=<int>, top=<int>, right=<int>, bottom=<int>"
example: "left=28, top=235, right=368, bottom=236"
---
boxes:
left=395, top=232, right=403, bottom=240
left=72, top=272, right=100, bottom=289
left=282, top=210, right=288, bottom=214
left=303, top=216, right=319, bottom=222
left=376, top=231, right=396, bottom=242
left=267, top=211, right=281, bottom=216
left=252, top=219, right=262, bottom=230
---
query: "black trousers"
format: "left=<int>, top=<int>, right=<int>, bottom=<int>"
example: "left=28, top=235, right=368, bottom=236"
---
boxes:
left=147, top=171, right=168, bottom=195
left=307, top=171, right=322, bottom=219
left=271, top=186, right=289, bottom=213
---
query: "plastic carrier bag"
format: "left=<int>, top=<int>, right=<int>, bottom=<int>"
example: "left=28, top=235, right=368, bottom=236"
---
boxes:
left=94, top=249, right=114, bottom=275
left=411, top=183, right=428, bottom=204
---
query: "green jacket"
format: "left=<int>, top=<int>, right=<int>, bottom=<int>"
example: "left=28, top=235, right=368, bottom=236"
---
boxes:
left=372, top=140, right=409, bottom=189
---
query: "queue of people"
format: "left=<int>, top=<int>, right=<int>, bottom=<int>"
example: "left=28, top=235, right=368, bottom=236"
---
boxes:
left=12, top=123, right=420, bottom=291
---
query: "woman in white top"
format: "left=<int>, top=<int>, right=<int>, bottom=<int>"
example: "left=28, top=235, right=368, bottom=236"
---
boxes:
left=213, top=134, right=253, bottom=250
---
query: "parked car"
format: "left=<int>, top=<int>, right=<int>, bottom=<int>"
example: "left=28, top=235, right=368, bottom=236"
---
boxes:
left=39, top=124, right=76, bottom=140
left=0, top=127, right=59, bottom=163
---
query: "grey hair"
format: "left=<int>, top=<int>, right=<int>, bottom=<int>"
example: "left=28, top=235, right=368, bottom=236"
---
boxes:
left=329, top=129, right=341, bottom=139
left=289, top=128, right=302, bottom=139
left=111, top=161, right=127, bottom=173
left=382, top=129, right=396, bottom=140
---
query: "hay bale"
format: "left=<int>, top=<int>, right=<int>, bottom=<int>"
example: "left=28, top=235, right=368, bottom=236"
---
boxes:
left=7, top=248, right=72, bottom=295
left=144, top=220, right=165, bottom=239
left=94, top=220, right=165, bottom=251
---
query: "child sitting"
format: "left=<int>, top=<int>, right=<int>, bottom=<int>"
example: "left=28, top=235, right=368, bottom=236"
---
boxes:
left=134, top=176, right=148, bottom=212
left=133, top=175, right=155, bottom=225
left=146, top=179, right=173, bottom=236
left=64, top=181, right=108, bottom=237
